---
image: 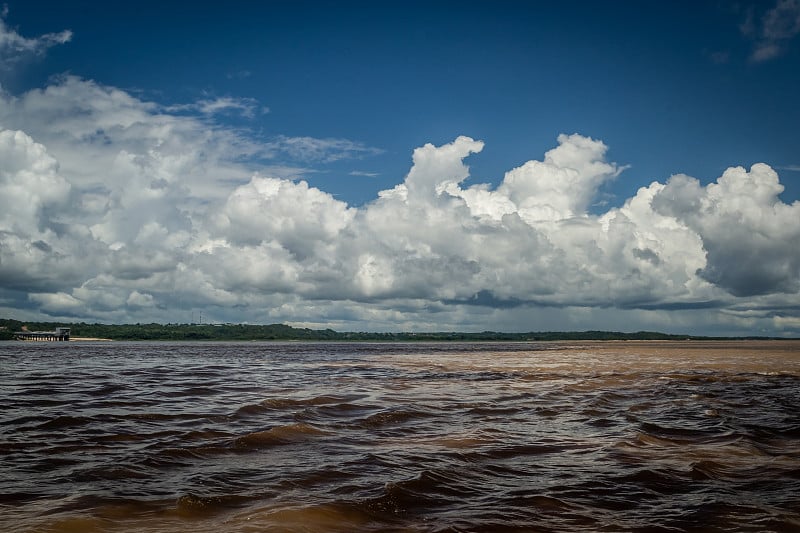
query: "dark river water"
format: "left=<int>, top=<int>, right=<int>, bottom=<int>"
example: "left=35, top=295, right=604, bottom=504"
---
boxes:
left=1, top=340, right=799, bottom=532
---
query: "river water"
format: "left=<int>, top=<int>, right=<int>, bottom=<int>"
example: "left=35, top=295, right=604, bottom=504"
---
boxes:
left=1, top=340, right=799, bottom=532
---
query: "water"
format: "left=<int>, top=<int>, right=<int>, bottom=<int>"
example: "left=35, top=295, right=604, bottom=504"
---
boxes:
left=1, top=340, right=799, bottom=532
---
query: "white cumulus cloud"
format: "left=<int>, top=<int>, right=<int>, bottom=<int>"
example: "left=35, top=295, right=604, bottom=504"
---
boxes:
left=652, top=163, right=800, bottom=296
left=0, top=73, right=798, bottom=336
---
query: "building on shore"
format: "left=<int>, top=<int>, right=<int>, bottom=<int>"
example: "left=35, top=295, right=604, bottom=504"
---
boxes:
left=14, top=327, right=71, bottom=341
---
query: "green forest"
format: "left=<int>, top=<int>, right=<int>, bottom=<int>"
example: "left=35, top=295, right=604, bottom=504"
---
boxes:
left=0, top=317, right=771, bottom=342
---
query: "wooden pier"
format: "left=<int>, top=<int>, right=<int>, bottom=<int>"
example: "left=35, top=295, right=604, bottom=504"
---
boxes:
left=14, top=327, right=71, bottom=341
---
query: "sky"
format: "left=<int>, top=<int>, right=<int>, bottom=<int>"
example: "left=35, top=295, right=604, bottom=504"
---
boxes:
left=0, top=1, right=799, bottom=336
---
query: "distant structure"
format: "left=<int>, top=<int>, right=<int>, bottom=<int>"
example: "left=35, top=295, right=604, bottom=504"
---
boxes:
left=14, top=327, right=70, bottom=342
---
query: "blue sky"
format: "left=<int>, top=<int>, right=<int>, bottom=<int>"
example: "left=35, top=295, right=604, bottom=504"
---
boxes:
left=1, top=1, right=799, bottom=335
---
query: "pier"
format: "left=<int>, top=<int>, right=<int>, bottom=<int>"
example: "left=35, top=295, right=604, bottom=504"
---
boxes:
left=14, top=327, right=71, bottom=341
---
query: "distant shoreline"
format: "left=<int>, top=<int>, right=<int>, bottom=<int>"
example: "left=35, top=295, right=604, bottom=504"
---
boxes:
left=2, top=318, right=799, bottom=342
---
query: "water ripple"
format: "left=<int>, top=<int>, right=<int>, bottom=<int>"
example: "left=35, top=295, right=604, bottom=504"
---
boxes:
left=1, top=340, right=799, bottom=532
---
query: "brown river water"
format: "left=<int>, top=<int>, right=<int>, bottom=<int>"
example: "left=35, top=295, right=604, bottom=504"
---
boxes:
left=1, top=340, right=799, bottom=532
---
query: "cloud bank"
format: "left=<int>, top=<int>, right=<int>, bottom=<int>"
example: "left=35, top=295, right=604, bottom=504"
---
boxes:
left=1, top=74, right=798, bottom=335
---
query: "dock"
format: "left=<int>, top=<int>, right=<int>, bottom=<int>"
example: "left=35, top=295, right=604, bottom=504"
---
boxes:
left=14, top=327, right=71, bottom=341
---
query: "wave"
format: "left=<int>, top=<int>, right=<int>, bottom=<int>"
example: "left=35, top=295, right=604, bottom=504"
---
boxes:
left=233, top=395, right=363, bottom=418
left=233, top=423, right=332, bottom=449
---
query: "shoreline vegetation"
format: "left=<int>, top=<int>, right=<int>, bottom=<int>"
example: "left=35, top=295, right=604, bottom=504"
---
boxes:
left=1, top=318, right=796, bottom=342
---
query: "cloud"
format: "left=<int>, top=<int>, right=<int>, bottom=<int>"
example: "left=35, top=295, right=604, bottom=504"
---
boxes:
left=0, top=128, right=89, bottom=292
left=126, top=290, right=155, bottom=308
left=0, top=129, right=69, bottom=229
left=269, top=135, right=384, bottom=163
left=652, top=164, right=800, bottom=296
left=707, top=50, right=730, bottom=64
left=165, top=96, right=267, bottom=118
left=226, top=69, right=252, bottom=80
left=215, top=175, right=354, bottom=258
left=0, top=75, right=798, bottom=335
left=0, top=10, right=71, bottom=67
left=746, top=0, right=800, bottom=62
left=349, top=135, right=708, bottom=310
left=349, top=170, right=379, bottom=177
